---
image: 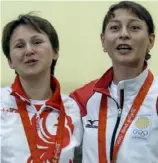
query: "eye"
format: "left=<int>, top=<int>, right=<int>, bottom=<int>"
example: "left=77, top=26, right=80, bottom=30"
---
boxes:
left=109, top=25, right=120, bottom=31
left=15, top=43, right=24, bottom=49
left=32, top=39, right=43, bottom=45
left=130, top=25, right=141, bottom=31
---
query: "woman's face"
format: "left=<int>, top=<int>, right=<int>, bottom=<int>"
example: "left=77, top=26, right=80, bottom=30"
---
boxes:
left=101, top=9, right=155, bottom=67
left=9, top=24, right=58, bottom=78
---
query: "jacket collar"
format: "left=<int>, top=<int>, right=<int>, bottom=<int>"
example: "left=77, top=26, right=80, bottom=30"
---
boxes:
left=11, top=75, right=63, bottom=111
left=93, top=62, right=149, bottom=96
left=93, top=67, right=113, bottom=96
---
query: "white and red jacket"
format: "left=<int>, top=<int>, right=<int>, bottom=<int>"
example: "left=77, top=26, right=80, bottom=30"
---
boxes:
left=70, top=66, right=158, bottom=163
left=0, top=76, right=83, bottom=163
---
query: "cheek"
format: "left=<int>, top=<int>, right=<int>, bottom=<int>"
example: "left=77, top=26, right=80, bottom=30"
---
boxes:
left=42, top=50, right=55, bottom=65
left=9, top=54, right=17, bottom=66
left=10, top=50, right=24, bottom=62
left=135, top=38, right=149, bottom=52
left=104, top=38, right=115, bottom=53
left=133, top=33, right=149, bottom=45
left=104, top=33, right=117, bottom=47
left=40, top=45, right=54, bottom=59
left=8, top=53, right=20, bottom=69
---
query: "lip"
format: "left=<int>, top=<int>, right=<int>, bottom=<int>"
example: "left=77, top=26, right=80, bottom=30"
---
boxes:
left=117, top=49, right=132, bottom=54
left=116, top=44, right=133, bottom=55
left=116, top=44, right=132, bottom=50
left=24, top=59, right=38, bottom=65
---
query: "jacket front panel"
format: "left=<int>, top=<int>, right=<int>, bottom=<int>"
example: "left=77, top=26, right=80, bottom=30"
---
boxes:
left=71, top=68, right=158, bottom=163
left=1, top=76, right=83, bottom=163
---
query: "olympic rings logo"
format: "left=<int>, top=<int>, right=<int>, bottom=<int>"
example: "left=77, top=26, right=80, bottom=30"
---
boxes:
left=133, top=129, right=148, bottom=137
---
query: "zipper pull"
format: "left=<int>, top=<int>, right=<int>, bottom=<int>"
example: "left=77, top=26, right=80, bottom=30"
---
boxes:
left=118, top=108, right=122, bottom=117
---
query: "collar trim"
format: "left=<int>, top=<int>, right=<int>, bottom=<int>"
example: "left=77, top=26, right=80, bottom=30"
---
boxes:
left=11, top=75, right=62, bottom=111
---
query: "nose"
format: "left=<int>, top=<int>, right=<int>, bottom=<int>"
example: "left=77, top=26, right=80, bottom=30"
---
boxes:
left=25, top=43, right=35, bottom=56
left=119, top=26, right=130, bottom=40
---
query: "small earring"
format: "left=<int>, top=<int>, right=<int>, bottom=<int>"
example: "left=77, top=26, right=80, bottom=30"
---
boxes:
left=145, top=48, right=151, bottom=60
left=103, top=48, right=107, bottom=52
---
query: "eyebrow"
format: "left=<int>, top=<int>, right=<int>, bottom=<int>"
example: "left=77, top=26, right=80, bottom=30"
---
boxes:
left=108, top=19, right=142, bottom=23
left=31, top=35, right=43, bottom=39
left=12, top=35, right=43, bottom=45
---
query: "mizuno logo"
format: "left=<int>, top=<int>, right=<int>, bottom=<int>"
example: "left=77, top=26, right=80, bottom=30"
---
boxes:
left=85, top=120, right=98, bottom=128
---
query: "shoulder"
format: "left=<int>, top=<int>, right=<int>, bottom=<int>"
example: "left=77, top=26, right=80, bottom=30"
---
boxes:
left=0, top=87, right=12, bottom=102
left=1, top=87, right=11, bottom=93
left=70, top=79, right=98, bottom=100
left=0, top=87, right=17, bottom=111
left=69, top=79, right=98, bottom=116
left=61, top=93, right=81, bottom=114
left=151, top=75, right=158, bottom=89
left=154, top=75, right=158, bottom=83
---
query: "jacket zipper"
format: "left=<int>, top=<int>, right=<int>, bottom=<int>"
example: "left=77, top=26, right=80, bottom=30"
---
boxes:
left=110, top=89, right=124, bottom=161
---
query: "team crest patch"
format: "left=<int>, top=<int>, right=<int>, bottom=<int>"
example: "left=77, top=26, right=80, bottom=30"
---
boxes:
left=131, top=115, right=152, bottom=140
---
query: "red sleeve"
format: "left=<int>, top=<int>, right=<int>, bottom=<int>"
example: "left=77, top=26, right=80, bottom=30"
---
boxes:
left=70, top=80, right=98, bottom=117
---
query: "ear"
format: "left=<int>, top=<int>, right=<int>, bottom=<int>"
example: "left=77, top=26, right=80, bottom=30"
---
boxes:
left=8, top=59, right=15, bottom=69
left=100, top=33, right=105, bottom=49
left=148, top=33, right=155, bottom=49
left=53, top=51, right=59, bottom=61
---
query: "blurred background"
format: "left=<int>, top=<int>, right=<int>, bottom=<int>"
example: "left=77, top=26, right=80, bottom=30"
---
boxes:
left=1, top=0, right=158, bottom=94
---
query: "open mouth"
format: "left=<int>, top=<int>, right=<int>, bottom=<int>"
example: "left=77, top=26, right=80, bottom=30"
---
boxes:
left=116, top=44, right=132, bottom=54
left=25, top=59, right=38, bottom=65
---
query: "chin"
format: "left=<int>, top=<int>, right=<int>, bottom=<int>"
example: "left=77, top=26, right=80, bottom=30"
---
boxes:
left=19, top=71, right=40, bottom=78
left=119, top=60, right=140, bottom=67
left=114, top=56, right=140, bottom=67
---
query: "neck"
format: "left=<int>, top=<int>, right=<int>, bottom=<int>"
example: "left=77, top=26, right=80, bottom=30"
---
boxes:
left=19, top=73, right=52, bottom=100
left=112, top=61, right=144, bottom=85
